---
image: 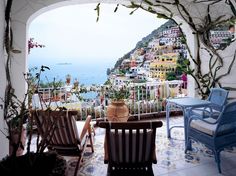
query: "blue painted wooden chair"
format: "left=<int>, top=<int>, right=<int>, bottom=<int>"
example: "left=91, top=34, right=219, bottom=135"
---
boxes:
left=191, top=88, right=229, bottom=119
left=186, top=101, right=236, bottom=173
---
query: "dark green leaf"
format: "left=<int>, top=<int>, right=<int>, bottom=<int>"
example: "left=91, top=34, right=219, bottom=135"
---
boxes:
left=114, top=4, right=119, bottom=12
left=156, top=13, right=169, bottom=19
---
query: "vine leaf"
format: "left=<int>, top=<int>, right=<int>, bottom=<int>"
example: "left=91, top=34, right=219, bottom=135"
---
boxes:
left=114, top=4, right=119, bottom=13
left=94, top=3, right=100, bottom=22
left=156, top=13, right=170, bottom=19
left=129, top=7, right=139, bottom=15
left=227, top=0, right=236, bottom=16
left=207, top=5, right=211, bottom=24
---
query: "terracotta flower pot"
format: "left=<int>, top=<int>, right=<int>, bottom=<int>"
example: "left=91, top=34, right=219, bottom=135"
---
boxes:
left=107, top=100, right=129, bottom=122
left=66, top=74, right=71, bottom=84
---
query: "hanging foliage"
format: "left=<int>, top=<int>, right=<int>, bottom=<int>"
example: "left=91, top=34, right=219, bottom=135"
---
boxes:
left=123, top=0, right=236, bottom=98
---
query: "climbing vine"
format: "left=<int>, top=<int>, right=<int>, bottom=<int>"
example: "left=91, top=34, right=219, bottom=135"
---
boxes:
left=95, top=0, right=236, bottom=98
left=133, top=0, right=235, bottom=98
left=4, top=0, right=14, bottom=122
left=3, top=0, right=25, bottom=156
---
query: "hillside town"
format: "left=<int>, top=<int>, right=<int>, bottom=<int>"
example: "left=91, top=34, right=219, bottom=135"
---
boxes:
left=108, top=20, right=235, bottom=88
left=35, top=20, right=235, bottom=109
left=108, top=21, right=188, bottom=87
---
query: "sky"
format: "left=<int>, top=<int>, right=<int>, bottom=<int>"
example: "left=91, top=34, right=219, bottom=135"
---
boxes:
left=28, top=3, right=167, bottom=67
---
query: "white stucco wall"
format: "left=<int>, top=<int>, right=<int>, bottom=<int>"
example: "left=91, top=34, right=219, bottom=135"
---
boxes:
left=220, top=40, right=236, bottom=99
left=200, top=40, right=236, bottom=99
left=0, top=0, right=9, bottom=159
left=10, top=21, right=27, bottom=99
left=175, top=17, right=197, bottom=98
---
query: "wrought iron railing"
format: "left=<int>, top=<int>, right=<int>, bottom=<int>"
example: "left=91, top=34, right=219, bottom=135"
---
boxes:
left=36, top=80, right=186, bottom=120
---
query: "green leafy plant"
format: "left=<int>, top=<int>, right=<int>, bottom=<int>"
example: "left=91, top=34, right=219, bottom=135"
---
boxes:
left=166, top=71, right=177, bottom=81
left=108, top=85, right=130, bottom=101
left=0, top=64, right=67, bottom=175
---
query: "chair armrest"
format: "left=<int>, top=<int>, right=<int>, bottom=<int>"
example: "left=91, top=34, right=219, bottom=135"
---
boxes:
left=188, top=114, right=218, bottom=127
left=95, top=118, right=107, bottom=126
left=188, top=105, right=215, bottom=119
left=79, top=115, right=92, bottom=143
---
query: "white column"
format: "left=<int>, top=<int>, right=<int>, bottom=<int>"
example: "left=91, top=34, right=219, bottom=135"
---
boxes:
left=10, top=20, right=28, bottom=100
left=175, top=17, right=197, bottom=98
left=0, top=1, right=28, bottom=159
left=0, top=0, right=9, bottom=159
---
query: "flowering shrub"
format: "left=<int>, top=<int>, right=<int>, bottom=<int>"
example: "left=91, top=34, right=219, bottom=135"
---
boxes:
left=28, top=38, right=45, bottom=54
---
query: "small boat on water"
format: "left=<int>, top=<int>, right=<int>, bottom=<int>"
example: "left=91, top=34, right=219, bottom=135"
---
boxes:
left=57, top=62, right=72, bottom=65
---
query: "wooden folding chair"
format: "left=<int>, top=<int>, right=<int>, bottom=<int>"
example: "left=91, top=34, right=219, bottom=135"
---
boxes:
left=32, top=110, right=94, bottom=176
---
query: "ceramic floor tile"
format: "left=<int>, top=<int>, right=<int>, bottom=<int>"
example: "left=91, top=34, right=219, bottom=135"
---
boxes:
left=26, top=116, right=236, bottom=176
left=65, top=116, right=236, bottom=176
left=223, top=168, right=236, bottom=176
left=158, top=171, right=182, bottom=176
left=221, top=157, right=236, bottom=172
left=176, top=162, right=219, bottom=176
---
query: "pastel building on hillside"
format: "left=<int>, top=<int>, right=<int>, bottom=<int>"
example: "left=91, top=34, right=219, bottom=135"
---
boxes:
left=148, top=39, right=159, bottom=49
left=210, top=30, right=233, bottom=49
left=121, top=59, right=131, bottom=70
left=130, top=59, right=137, bottom=68
left=136, top=67, right=148, bottom=81
left=144, top=51, right=158, bottom=60
left=114, top=76, right=131, bottom=86
left=143, top=60, right=151, bottom=71
left=159, top=26, right=181, bottom=38
left=149, top=53, right=178, bottom=80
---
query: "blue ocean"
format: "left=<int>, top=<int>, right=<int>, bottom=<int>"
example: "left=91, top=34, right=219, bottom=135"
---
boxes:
left=29, top=61, right=112, bottom=85
left=29, top=60, right=114, bottom=99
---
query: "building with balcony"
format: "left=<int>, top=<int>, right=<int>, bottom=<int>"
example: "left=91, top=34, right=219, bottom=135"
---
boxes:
left=150, top=53, right=178, bottom=80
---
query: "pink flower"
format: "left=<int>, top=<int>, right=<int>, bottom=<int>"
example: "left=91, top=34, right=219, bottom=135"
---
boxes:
left=28, top=38, right=45, bottom=54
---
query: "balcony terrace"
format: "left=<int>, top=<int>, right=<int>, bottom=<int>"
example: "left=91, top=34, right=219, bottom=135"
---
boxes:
left=27, top=83, right=236, bottom=176
left=0, top=0, right=236, bottom=176
left=27, top=115, right=236, bottom=176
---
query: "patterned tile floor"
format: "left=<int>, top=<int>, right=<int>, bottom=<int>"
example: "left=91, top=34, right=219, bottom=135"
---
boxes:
left=63, top=116, right=236, bottom=176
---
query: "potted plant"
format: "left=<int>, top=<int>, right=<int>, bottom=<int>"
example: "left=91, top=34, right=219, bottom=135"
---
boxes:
left=106, top=85, right=130, bottom=122
left=0, top=66, right=67, bottom=176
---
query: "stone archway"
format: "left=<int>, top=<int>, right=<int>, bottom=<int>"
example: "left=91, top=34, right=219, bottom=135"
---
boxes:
left=9, top=0, right=198, bottom=100
left=1, top=0, right=235, bottom=158
left=0, top=0, right=197, bottom=158
left=7, top=0, right=236, bottom=106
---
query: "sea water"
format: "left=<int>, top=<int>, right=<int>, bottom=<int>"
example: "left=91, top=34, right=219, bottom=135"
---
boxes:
left=29, top=60, right=113, bottom=99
